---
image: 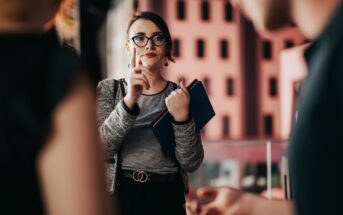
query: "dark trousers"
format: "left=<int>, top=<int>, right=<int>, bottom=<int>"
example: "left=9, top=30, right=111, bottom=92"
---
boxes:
left=116, top=172, right=187, bottom=215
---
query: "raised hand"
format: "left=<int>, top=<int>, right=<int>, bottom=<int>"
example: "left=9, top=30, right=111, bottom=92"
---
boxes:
left=124, top=48, right=151, bottom=109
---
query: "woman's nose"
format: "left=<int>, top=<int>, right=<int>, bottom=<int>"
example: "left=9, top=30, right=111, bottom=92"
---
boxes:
left=145, top=39, right=155, bottom=50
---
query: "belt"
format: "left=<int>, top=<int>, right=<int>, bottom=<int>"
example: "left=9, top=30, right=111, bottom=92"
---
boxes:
left=120, top=169, right=180, bottom=183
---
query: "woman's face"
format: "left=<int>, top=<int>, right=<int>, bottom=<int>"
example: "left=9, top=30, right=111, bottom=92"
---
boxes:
left=127, top=19, right=167, bottom=71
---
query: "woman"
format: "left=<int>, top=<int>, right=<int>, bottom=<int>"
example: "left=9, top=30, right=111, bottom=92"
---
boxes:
left=97, top=12, right=204, bottom=215
left=0, top=0, right=112, bottom=214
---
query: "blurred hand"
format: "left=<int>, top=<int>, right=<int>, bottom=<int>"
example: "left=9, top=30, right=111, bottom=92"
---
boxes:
left=260, top=188, right=285, bottom=200
left=187, top=187, right=253, bottom=215
left=188, top=186, right=294, bottom=215
left=124, top=48, right=151, bottom=109
left=165, top=80, right=190, bottom=122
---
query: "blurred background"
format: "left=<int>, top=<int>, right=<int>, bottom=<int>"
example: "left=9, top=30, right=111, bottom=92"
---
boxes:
left=101, top=0, right=309, bottom=198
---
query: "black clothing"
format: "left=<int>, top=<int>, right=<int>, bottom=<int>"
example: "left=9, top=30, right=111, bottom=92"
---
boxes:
left=116, top=170, right=186, bottom=215
left=289, top=3, right=343, bottom=215
left=0, top=29, right=82, bottom=214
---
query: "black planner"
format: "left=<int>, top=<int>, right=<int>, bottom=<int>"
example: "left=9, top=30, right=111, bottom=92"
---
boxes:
left=150, top=79, right=215, bottom=159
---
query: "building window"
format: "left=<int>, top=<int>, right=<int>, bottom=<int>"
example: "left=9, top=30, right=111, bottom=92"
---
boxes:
left=220, top=39, right=229, bottom=59
left=173, top=39, right=180, bottom=57
left=222, top=116, right=230, bottom=137
left=224, top=1, right=234, bottom=21
left=227, top=78, right=234, bottom=96
left=197, top=39, right=205, bottom=58
left=285, top=39, right=295, bottom=49
left=177, top=0, right=186, bottom=20
left=201, top=1, right=210, bottom=21
left=262, top=40, right=272, bottom=60
left=269, top=78, right=277, bottom=97
left=203, top=77, right=210, bottom=94
left=264, top=115, right=273, bottom=136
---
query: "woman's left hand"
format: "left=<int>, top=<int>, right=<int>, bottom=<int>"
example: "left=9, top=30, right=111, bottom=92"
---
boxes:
left=165, top=81, right=190, bottom=122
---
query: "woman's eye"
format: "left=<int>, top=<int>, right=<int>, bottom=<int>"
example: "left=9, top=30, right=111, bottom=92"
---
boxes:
left=135, top=36, right=146, bottom=42
left=155, top=35, right=165, bottom=41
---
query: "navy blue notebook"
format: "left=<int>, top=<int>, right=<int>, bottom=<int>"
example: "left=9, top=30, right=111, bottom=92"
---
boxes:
left=150, top=79, right=215, bottom=159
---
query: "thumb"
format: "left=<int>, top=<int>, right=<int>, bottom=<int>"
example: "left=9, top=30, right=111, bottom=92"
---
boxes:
left=179, top=80, right=189, bottom=97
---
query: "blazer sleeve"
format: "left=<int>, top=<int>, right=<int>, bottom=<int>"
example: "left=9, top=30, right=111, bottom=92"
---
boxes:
left=96, top=80, right=139, bottom=160
left=172, top=118, right=204, bottom=173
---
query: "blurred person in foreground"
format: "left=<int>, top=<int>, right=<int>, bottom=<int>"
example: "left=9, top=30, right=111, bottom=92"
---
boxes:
left=0, top=0, right=112, bottom=214
left=188, top=0, right=343, bottom=214
left=54, top=0, right=80, bottom=53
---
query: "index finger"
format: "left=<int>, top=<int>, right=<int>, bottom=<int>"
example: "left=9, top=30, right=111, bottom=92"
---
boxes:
left=136, top=51, right=142, bottom=67
left=130, top=47, right=136, bottom=67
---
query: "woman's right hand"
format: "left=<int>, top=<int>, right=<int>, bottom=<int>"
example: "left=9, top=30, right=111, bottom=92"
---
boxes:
left=124, top=48, right=150, bottom=109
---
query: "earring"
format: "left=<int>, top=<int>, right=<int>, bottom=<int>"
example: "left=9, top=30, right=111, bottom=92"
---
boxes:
left=164, top=58, right=168, bottom=67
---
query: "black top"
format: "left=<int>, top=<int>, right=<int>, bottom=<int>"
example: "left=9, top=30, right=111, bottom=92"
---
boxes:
left=289, top=3, right=343, bottom=215
left=0, top=29, right=82, bottom=214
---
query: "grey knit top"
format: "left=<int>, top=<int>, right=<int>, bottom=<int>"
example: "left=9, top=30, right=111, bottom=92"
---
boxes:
left=96, top=78, right=204, bottom=194
left=120, top=82, right=178, bottom=173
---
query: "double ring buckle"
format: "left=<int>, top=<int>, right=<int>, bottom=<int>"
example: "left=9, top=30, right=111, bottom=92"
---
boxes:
left=133, top=170, right=150, bottom=183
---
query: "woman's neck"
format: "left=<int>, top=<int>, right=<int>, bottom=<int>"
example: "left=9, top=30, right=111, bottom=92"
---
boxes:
left=142, top=69, right=167, bottom=95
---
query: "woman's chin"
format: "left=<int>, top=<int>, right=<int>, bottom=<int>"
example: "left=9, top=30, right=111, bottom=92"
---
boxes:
left=141, top=61, right=161, bottom=70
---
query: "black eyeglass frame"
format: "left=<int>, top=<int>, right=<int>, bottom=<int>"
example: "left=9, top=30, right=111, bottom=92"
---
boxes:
left=129, top=34, right=166, bottom=47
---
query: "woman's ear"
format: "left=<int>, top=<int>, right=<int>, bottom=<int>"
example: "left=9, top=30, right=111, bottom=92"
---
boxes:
left=125, top=41, right=130, bottom=54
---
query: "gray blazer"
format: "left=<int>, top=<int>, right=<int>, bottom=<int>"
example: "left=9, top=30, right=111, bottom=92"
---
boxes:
left=96, top=78, right=204, bottom=194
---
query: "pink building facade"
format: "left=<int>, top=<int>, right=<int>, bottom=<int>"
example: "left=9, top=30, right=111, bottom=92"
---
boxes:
left=161, top=0, right=306, bottom=140
left=164, top=0, right=244, bottom=140
left=257, top=30, right=306, bottom=139
left=108, top=0, right=308, bottom=141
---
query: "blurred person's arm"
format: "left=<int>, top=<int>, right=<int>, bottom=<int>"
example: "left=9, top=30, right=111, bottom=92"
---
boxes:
left=37, top=75, right=113, bottom=215
left=187, top=187, right=294, bottom=215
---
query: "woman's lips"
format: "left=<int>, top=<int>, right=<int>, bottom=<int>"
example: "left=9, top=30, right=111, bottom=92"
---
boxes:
left=145, top=53, right=157, bottom=58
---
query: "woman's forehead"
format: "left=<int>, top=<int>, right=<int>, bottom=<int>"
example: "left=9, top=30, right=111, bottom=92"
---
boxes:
left=128, top=19, right=161, bottom=36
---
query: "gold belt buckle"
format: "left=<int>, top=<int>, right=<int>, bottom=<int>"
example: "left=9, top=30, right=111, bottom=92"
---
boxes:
left=133, top=170, right=150, bottom=183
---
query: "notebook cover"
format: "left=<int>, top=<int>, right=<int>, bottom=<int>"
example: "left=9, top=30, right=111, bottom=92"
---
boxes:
left=150, top=79, right=215, bottom=159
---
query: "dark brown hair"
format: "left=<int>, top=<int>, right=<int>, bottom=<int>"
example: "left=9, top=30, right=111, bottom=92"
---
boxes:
left=126, top=11, right=174, bottom=62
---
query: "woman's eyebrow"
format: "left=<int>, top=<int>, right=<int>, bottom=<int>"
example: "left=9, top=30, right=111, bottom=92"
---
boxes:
left=134, top=32, right=146, bottom=35
left=132, top=31, right=162, bottom=37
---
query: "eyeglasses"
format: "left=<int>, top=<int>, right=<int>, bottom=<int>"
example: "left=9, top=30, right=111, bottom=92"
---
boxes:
left=130, top=34, right=166, bottom=47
